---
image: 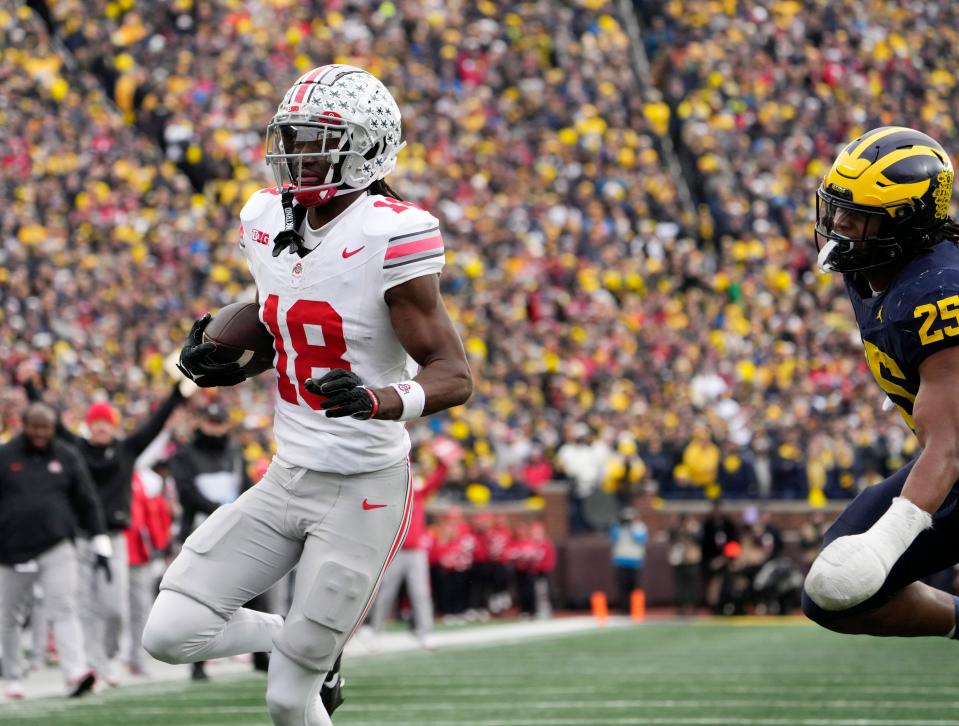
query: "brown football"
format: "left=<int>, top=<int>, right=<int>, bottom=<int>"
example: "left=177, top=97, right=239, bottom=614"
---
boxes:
left=201, top=302, right=275, bottom=376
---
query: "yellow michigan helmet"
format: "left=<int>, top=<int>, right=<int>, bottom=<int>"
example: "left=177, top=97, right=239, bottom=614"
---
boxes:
left=816, top=126, right=954, bottom=273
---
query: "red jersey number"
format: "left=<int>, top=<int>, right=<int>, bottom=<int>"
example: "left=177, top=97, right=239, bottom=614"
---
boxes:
left=373, top=197, right=419, bottom=214
left=261, top=295, right=350, bottom=410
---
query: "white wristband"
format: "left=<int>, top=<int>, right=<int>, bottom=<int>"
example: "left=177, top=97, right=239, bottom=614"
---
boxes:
left=91, top=534, right=114, bottom=559
left=390, top=380, right=426, bottom=421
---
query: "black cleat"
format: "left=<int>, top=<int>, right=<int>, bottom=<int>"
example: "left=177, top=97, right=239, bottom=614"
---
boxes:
left=320, top=655, right=345, bottom=715
left=191, top=662, right=209, bottom=681
left=252, top=652, right=270, bottom=673
left=68, top=671, right=96, bottom=698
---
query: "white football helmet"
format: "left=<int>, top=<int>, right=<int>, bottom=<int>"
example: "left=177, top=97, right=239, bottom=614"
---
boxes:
left=265, top=65, right=405, bottom=207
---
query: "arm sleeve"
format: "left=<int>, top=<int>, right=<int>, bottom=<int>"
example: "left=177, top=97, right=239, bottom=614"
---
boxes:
left=169, top=452, right=220, bottom=517
left=422, top=462, right=449, bottom=498
left=382, top=222, right=446, bottom=295
left=66, top=447, right=106, bottom=536
left=123, top=385, right=184, bottom=457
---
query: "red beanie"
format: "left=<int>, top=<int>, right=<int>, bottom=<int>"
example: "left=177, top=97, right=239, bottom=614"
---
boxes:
left=85, top=401, right=119, bottom=426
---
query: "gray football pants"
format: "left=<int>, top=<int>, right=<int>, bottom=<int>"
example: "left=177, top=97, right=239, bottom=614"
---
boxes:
left=0, top=540, right=88, bottom=683
left=369, top=549, right=434, bottom=638
left=77, top=532, right=129, bottom=676
left=144, top=458, right=411, bottom=724
left=127, top=562, right=158, bottom=671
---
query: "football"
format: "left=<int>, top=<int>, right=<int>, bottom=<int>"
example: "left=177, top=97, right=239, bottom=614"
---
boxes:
left=201, top=301, right=275, bottom=376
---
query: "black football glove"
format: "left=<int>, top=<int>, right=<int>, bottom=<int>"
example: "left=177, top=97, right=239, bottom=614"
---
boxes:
left=176, top=313, right=247, bottom=388
left=320, top=654, right=345, bottom=715
left=305, top=369, right=379, bottom=420
left=94, top=554, right=113, bottom=583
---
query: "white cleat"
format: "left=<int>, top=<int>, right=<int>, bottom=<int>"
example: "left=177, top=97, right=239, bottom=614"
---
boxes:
left=4, top=681, right=25, bottom=700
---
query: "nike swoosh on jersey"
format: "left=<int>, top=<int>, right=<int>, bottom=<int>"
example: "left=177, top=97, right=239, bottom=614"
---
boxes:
left=342, top=245, right=365, bottom=259
left=362, top=498, right=387, bottom=510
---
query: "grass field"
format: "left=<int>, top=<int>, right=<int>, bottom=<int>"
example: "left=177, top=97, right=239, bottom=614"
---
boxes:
left=2, top=620, right=957, bottom=725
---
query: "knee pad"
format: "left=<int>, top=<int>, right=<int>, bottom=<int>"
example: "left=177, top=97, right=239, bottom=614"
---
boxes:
left=142, top=591, right=223, bottom=664
left=277, top=561, right=370, bottom=670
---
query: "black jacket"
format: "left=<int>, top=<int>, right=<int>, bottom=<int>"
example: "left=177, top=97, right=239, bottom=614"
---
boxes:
left=0, top=435, right=106, bottom=565
left=169, top=433, right=251, bottom=542
left=27, top=382, right=184, bottom=532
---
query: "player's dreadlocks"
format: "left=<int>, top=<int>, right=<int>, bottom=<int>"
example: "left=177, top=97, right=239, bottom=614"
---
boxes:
left=368, top=179, right=404, bottom=201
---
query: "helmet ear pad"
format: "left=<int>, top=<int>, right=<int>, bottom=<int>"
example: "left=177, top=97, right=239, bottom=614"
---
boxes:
left=337, top=126, right=389, bottom=190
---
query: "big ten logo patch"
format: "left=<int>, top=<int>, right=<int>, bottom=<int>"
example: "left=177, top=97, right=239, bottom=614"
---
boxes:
left=252, top=229, right=271, bottom=246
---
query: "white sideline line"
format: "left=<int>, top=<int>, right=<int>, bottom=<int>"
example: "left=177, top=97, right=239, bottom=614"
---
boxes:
left=352, top=685, right=956, bottom=697
left=343, top=721, right=959, bottom=726
left=339, top=699, right=959, bottom=711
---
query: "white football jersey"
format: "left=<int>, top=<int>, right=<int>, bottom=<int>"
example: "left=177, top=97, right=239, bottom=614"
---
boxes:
left=238, top=189, right=445, bottom=474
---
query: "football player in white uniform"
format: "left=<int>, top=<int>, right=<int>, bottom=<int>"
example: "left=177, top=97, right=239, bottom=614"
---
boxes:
left=143, top=65, right=472, bottom=725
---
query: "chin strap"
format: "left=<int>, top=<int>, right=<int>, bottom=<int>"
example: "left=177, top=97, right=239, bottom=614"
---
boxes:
left=272, top=189, right=309, bottom=257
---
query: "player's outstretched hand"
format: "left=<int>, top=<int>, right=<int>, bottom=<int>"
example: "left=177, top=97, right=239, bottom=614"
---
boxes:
left=177, top=313, right=247, bottom=388
left=306, top=369, right=379, bottom=420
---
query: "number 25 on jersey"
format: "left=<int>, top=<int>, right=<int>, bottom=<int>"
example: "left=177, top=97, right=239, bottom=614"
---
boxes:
left=261, top=294, right=350, bottom=410
left=914, top=294, right=959, bottom=345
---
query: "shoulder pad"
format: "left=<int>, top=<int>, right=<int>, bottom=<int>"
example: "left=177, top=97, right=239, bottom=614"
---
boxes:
left=240, top=187, right=283, bottom=224
left=885, top=266, right=959, bottom=326
left=361, top=195, right=439, bottom=242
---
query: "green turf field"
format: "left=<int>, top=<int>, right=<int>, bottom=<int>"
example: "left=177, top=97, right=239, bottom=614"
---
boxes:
left=2, top=620, right=957, bottom=725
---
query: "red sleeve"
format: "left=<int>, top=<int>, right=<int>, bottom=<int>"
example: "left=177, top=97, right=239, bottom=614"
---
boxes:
left=537, top=541, right=556, bottom=573
left=422, top=462, right=448, bottom=498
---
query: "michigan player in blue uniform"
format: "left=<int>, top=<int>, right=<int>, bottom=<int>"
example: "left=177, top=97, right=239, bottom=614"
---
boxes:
left=803, top=126, right=959, bottom=638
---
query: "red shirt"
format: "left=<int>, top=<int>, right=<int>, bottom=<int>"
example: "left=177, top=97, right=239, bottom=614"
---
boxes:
left=403, top=463, right=447, bottom=551
left=125, top=472, right=172, bottom=566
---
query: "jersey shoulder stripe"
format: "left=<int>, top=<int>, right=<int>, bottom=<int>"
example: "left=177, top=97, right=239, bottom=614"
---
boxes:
left=384, top=226, right=443, bottom=268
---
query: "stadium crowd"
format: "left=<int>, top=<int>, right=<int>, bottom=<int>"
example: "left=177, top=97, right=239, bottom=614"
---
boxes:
left=6, top=0, right=943, bottom=516
left=5, top=0, right=959, bottom=643
left=6, top=0, right=959, bottom=696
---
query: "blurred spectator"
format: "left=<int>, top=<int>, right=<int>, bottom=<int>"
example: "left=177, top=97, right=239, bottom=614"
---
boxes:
left=798, top=510, right=829, bottom=572
left=717, top=441, right=757, bottom=499
left=369, top=456, right=449, bottom=648
left=668, top=513, right=702, bottom=615
left=556, top=424, right=611, bottom=532
left=19, top=364, right=188, bottom=687
left=602, top=436, right=647, bottom=508
left=431, top=508, right=475, bottom=621
left=484, top=514, right=516, bottom=615
left=608, top=507, right=648, bottom=612
left=125, top=432, right=175, bottom=677
left=0, top=403, right=104, bottom=699
left=510, top=521, right=556, bottom=619
left=167, top=403, right=267, bottom=680
left=699, top=501, right=738, bottom=613
left=770, top=429, right=807, bottom=500
left=673, top=424, right=720, bottom=499
left=717, top=530, right=767, bottom=616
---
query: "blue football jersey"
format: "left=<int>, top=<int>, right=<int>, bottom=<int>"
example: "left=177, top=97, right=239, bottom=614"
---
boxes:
left=844, top=240, right=959, bottom=430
